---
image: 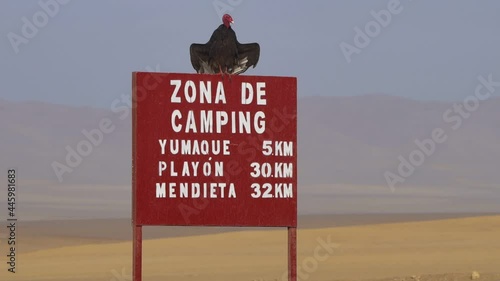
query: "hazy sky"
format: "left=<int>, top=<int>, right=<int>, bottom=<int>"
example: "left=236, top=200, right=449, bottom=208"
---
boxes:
left=1, top=0, right=499, bottom=107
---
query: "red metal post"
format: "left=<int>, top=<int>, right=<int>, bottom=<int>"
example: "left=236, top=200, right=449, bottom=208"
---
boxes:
left=288, top=227, right=297, bottom=281
left=133, top=224, right=142, bottom=281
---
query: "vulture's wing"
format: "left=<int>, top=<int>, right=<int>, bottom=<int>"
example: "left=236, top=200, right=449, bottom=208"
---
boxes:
left=231, top=42, right=260, bottom=75
left=190, top=43, right=213, bottom=73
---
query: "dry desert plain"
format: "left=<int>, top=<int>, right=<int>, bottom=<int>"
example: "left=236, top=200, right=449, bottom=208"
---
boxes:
left=1, top=214, right=500, bottom=281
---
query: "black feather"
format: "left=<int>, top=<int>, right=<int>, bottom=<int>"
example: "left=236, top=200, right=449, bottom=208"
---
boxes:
left=190, top=23, right=260, bottom=75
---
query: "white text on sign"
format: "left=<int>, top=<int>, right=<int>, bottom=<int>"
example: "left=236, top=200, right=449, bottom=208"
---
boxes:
left=154, top=79, right=293, bottom=200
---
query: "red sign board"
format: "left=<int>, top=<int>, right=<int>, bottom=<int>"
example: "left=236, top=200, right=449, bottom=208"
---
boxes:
left=132, top=72, right=297, bottom=227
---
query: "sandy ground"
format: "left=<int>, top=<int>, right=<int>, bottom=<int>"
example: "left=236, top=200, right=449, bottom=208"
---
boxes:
left=1, top=215, right=499, bottom=281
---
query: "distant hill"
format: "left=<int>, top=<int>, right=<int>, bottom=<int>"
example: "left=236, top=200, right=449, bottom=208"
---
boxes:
left=1, top=95, right=499, bottom=217
left=298, top=94, right=500, bottom=187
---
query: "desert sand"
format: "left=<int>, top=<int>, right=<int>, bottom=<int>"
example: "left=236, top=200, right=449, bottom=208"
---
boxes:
left=2, top=214, right=500, bottom=281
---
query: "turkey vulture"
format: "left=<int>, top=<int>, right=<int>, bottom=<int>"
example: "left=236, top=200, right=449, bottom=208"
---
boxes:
left=190, top=14, right=260, bottom=76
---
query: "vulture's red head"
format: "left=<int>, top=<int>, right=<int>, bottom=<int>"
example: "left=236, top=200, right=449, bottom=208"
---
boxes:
left=222, top=14, right=234, bottom=28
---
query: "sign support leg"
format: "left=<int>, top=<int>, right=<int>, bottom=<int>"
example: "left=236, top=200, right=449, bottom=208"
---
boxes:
left=288, top=226, right=297, bottom=281
left=133, top=224, right=142, bottom=281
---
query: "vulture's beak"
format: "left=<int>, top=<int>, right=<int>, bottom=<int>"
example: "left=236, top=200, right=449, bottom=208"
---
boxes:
left=231, top=20, right=235, bottom=24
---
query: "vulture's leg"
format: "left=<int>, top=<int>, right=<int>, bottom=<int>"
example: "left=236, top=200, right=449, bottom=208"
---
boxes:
left=224, top=66, right=232, bottom=82
left=218, top=65, right=225, bottom=79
